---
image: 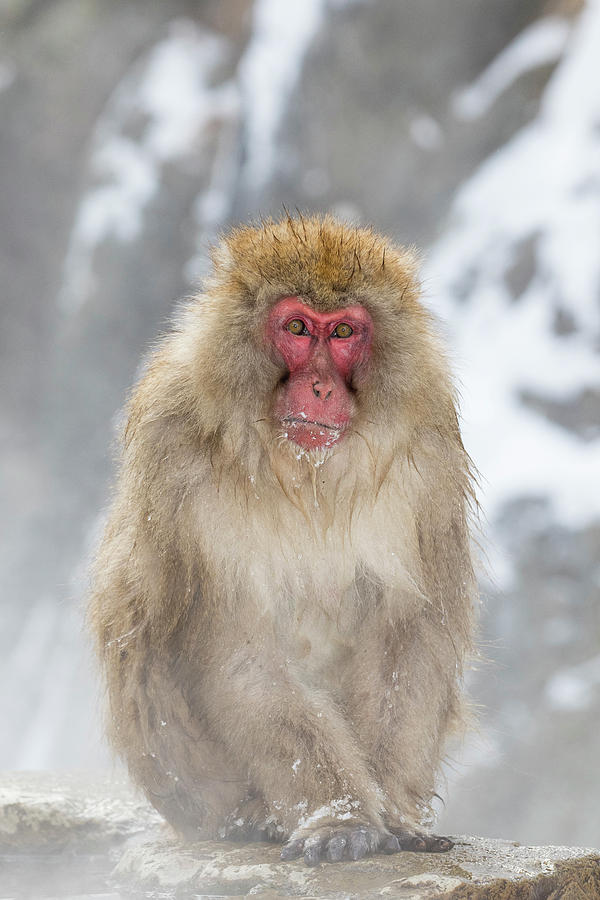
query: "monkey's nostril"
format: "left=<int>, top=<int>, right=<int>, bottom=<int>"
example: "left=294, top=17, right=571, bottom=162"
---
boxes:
left=312, top=381, right=332, bottom=400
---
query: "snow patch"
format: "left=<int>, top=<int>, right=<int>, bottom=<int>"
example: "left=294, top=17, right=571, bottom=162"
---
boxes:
left=58, top=20, right=234, bottom=314
left=238, top=0, right=327, bottom=188
left=545, top=654, right=600, bottom=711
left=297, top=795, right=362, bottom=830
left=0, top=60, right=16, bottom=93
left=409, top=114, right=444, bottom=151
left=426, top=0, right=600, bottom=549
left=452, top=16, right=572, bottom=121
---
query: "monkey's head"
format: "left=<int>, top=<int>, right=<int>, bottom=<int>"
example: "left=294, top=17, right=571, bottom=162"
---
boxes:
left=184, top=215, right=453, bottom=466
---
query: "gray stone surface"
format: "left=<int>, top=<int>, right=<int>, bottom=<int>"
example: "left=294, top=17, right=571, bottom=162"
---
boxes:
left=0, top=773, right=598, bottom=899
left=114, top=834, right=599, bottom=898
left=0, top=770, right=161, bottom=850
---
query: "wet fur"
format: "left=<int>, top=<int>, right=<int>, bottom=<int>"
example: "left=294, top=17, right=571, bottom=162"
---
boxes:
left=89, top=215, right=477, bottom=851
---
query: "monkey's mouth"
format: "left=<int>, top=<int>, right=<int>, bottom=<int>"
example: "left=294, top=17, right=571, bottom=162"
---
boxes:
left=281, top=417, right=347, bottom=451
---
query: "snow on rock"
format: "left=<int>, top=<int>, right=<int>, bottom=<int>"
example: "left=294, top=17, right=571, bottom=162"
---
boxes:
left=58, top=20, right=237, bottom=315
left=0, top=60, right=15, bottom=93
left=409, top=114, right=445, bottom=152
left=238, top=0, right=329, bottom=189
left=58, top=2, right=372, bottom=300
left=452, top=16, right=572, bottom=121
left=185, top=0, right=361, bottom=281
left=545, top=652, right=600, bottom=711
left=238, top=0, right=370, bottom=189
left=426, top=1, right=600, bottom=552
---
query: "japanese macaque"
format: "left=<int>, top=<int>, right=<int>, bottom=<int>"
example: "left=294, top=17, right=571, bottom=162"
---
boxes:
left=89, top=214, right=477, bottom=866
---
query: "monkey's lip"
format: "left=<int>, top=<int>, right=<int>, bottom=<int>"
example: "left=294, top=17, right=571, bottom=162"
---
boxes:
left=281, top=417, right=347, bottom=450
left=283, top=417, right=346, bottom=432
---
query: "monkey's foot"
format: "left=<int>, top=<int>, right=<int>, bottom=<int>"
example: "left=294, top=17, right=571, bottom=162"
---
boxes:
left=386, top=826, right=454, bottom=853
left=281, top=824, right=400, bottom=866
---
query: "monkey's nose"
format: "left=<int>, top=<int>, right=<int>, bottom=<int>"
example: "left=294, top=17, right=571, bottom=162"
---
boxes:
left=312, top=379, right=333, bottom=400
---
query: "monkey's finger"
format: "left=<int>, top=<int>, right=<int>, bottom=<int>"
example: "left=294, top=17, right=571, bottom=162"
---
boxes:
left=348, top=828, right=370, bottom=860
left=280, top=839, right=304, bottom=860
left=381, top=834, right=401, bottom=854
left=325, top=833, right=347, bottom=862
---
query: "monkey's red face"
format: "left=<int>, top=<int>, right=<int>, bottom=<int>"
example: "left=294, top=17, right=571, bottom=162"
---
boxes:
left=265, top=297, right=373, bottom=451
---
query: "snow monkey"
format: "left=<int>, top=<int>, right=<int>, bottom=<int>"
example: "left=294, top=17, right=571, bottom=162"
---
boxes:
left=89, top=214, right=477, bottom=866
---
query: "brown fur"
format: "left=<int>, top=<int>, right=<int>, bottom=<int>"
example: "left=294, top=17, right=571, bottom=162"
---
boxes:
left=89, top=214, right=478, bottom=857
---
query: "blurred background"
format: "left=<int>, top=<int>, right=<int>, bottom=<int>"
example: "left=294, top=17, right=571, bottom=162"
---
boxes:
left=1, top=0, right=598, bottom=848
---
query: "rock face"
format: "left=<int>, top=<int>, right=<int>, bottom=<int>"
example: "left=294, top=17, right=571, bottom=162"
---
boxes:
left=0, top=773, right=598, bottom=899
left=0, top=771, right=161, bottom=851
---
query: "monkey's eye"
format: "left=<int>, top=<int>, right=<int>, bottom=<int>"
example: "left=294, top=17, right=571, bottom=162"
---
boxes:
left=331, top=322, right=353, bottom=339
left=287, top=319, right=309, bottom=336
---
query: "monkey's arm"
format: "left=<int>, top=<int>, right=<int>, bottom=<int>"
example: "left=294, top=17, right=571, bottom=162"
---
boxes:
left=344, top=457, right=475, bottom=846
left=344, top=608, right=462, bottom=850
left=89, top=518, right=253, bottom=839
left=195, top=630, right=402, bottom=862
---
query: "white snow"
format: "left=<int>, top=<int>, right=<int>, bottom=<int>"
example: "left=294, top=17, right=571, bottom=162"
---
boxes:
left=238, top=0, right=370, bottom=189
left=426, top=2, right=600, bottom=546
left=297, top=795, right=362, bottom=829
left=58, top=20, right=235, bottom=314
left=542, top=616, right=576, bottom=647
left=545, top=653, right=600, bottom=711
left=238, top=0, right=328, bottom=188
left=0, top=60, right=16, bottom=93
left=328, top=0, right=370, bottom=8
left=409, top=114, right=444, bottom=151
left=183, top=97, right=241, bottom=284
left=452, top=16, right=572, bottom=121
left=59, top=2, right=367, bottom=299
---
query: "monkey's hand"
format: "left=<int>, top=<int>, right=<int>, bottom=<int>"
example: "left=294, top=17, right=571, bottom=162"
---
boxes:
left=386, top=824, right=454, bottom=853
left=281, top=821, right=400, bottom=866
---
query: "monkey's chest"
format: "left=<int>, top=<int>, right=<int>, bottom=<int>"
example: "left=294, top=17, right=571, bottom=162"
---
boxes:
left=280, top=586, right=357, bottom=688
left=246, top=532, right=370, bottom=683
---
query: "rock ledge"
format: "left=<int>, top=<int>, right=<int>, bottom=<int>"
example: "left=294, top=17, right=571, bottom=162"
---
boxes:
left=1, top=773, right=598, bottom=898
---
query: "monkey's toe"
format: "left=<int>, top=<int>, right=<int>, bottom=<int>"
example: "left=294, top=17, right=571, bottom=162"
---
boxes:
left=382, top=834, right=402, bottom=853
left=347, top=828, right=370, bottom=860
left=325, top=833, right=347, bottom=862
left=281, top=833, right=329, bottom=866
left=388, top=827, right=454, bottom=853
left=280, top=838, right=304, bottom=861
left=281, top=825, right=401, bottom=866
